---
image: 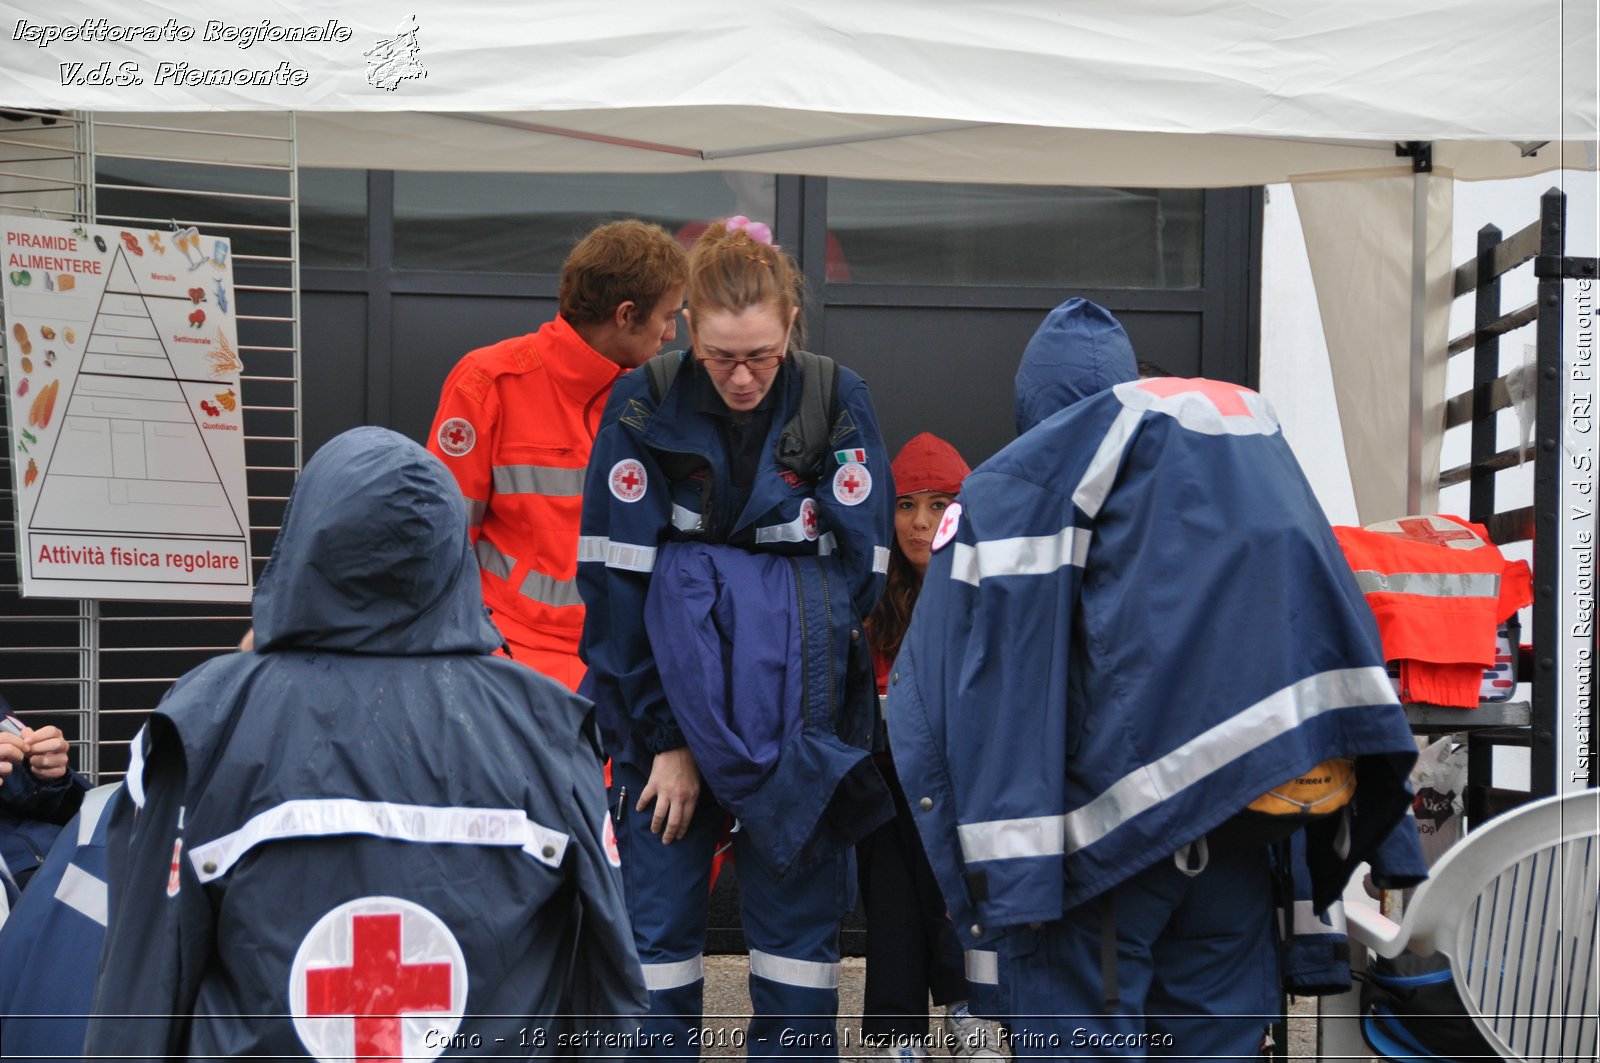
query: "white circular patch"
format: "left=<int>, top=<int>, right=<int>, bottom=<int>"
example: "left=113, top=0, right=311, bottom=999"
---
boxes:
left=799, top=497, right=820, bottom=541
left=436, top=417, right=475, bottom=457
left=832, top=462, right=872, bottom=506
left=932, top=502, right=963, bottom=552
left=289, top=896, right=468, bottom=1063
left=603, top=815, right=622, bottom=867
left=610, top=459, right=648, bottom=502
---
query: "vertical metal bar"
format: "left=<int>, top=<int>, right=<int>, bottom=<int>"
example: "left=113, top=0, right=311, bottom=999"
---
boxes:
left=81, top=112, right=100, bottom=781
left=1407, top=170, right=1429, bottom=515
left=288, top=113, right=302, bottom=473
left=1531, top=188, right=1563, bottom=799
left=1469, top=224, right=1503, bottom=526
left=364, top=170, right=394, bottom=431
left=798, top=176, right=828, bottom=357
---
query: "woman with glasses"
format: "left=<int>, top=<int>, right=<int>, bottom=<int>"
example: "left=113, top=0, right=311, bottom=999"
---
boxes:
left=579, top=217, right=895, bottom=1058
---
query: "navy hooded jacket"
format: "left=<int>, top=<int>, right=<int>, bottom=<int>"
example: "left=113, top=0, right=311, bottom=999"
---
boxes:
left=85, top=427, right=644, bottom=1060
left=886, top=301, right=1421, bottom=948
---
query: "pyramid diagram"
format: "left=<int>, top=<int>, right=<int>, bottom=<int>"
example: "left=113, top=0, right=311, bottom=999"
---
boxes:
left=29, top=247, right=245, bottom=539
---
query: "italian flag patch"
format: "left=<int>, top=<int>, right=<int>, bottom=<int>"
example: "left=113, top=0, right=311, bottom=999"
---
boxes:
left=833, top=448, right=867, bottom=464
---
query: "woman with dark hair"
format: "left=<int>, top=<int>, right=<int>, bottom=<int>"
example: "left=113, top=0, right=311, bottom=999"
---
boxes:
left=860, top=434, right=1003, bottom=1061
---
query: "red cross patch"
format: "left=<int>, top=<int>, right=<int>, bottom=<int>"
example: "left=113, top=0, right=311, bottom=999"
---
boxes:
left=1369, top=515, right=1487, bottom=551
left=832, top=462, right=872, bottom=507
left=609, top=459, right=648, bottom=503
left=603, top=815, right=622, bottom=867
left=932, top=502, right=963, bottom=551
left=1126, top=377, right=1276, bottom=435
left=435, top=417, right=475, bottom=458
left=290, top=897, right=467, bottom=1063
left=799, top=498, right=820, bottom=540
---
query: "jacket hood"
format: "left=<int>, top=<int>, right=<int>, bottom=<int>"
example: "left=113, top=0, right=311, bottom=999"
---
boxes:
left=252, top=426, right=501, bottom=655
left=1013, top=298, right=1138, bottom=435
left=891, top=432, right=970, bottom=496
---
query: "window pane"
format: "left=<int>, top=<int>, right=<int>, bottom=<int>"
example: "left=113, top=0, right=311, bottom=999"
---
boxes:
left=393, top=171, right=775, bottom=272
left=825, top=180, right=1202, bottom=288
left=299, top=168, right=367, bottom=268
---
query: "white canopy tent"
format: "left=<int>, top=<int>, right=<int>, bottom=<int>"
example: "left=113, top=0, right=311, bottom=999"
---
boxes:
left=2, top=0, right=1596, bottom=516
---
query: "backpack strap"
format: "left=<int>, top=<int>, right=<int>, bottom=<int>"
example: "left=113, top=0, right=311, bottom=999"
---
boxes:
left=775, top=350, right=838, bottom=478
left=644, top=349, right=686, bottom=404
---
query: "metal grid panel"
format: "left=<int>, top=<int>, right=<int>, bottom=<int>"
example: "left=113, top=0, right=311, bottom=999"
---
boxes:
left=0, top=112, right=300, bottom=782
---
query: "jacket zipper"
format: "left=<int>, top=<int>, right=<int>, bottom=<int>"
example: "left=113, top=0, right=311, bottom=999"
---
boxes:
left=582, top=373, right=620, bottom=441
left=815, top=557, right=838, bottom=724
left=791, top=557, right=812, bottom=721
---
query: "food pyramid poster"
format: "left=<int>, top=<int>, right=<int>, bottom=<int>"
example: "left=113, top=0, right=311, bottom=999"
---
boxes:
left=3, top=217, right=252, bottom=602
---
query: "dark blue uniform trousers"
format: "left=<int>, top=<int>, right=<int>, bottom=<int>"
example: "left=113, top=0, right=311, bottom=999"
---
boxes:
left=1001, top=843, right=1278, bottom=1061
left=613, top=760, right=850, bottom=1059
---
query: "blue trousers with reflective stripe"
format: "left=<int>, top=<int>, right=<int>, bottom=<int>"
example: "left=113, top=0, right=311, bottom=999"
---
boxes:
left=613, top=760, right=849, bottom=1059
left=1001, top=844, right=1278, bottom=1061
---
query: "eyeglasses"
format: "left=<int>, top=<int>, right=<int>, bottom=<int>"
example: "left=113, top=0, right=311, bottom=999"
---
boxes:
left=699, top=352, right=785, bottom=373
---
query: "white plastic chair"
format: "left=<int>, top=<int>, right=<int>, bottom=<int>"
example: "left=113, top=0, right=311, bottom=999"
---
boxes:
left=1345, top=788, right=1599, bottom=1062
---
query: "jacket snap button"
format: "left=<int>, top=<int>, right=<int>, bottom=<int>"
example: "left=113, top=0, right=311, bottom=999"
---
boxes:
left=918, top=797, right=933, bottom=811
left=202, top=861, right=217, bottom=874
left=850, top=629, right=860, bottom=641
left=891, top=671, right=899, bottom=684
left=541, top=845, right=557, bottom=859
left=970, top=924, right=983, bottom=939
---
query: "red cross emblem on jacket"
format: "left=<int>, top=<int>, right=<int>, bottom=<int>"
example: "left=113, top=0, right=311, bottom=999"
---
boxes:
left=292, top=897, right=467, bottom=1063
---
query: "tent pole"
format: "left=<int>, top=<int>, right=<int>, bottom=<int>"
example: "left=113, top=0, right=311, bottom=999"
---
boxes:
left=1400, top=141, right=1433, bottom=515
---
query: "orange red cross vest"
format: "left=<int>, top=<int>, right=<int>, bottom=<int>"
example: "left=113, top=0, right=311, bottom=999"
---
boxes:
left=1333, top=515, right=1532, bottom=708
left=427, top=316, right=625, bottom=691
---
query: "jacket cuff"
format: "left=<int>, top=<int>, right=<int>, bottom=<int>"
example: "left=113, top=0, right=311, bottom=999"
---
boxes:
left=642, top=723, right=688, bottom=755
left=960, top=857, right=1066, bottom=946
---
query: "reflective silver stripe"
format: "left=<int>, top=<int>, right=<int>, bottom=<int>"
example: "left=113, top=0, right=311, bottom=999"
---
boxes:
left=642, top=954, right=706, bottom=991
left=1071, top=405, right=1142, bottom=519
left=958, top=814, right=1065, bottom=863
left=872, top=545, right=890, bottom=574
left=748, top=948, right=841, bottom=989
left=577, top=535, right=658, bottom=573
left=965, top=949, right=999, bottom=985
left=475, top=538, right=517, bottom=580
left=54, top=863, right=108, bottom=926
left=1293, top=898, right=1347, bottom=936
left=465, top=498, right=487, bottom=528
left=126, top=725, right=147, bottom=809
left=672, top=504, right=703, bottom=533
left=187, top=798, right=570, bottom=883
left=77, top=784, right=119, bottom=846
left=492, top=464, right=585, bottom=497
left=1063, top=666, right=1396, bottom=854
left=949, top=525, right=1089, bottom=587
left=755, top=511, right=815, bottom=544
left=1352, top=570, right=1499, bottom=598
left=519, top=570, right=583, bottom=608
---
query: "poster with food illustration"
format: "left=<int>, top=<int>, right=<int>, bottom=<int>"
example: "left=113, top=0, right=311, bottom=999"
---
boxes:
left=2, top=217, right=251, bottom=602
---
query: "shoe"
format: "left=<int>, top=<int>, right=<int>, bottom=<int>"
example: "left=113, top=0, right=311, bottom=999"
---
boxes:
left=944, top=1004, right=1008, bottom=1061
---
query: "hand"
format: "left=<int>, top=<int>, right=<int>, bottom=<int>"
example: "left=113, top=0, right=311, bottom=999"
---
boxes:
left=0, top=731, right=24, bottom=777
left=637, top=747, right=700, bottom=844
left=21, top=725, right=70, bottom=780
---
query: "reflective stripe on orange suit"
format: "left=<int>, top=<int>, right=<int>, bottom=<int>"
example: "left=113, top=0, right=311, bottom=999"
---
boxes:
left=428, top=315, right=623, bottom=691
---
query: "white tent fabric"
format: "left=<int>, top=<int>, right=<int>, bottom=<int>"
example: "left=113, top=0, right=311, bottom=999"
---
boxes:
left=1294, top=170, right=1455, bottom=524
left=1, top=1, right=1593, bottom=185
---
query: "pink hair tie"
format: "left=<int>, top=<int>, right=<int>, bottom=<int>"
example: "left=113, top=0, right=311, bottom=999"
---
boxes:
left=726, top=215, right=774, bottom=246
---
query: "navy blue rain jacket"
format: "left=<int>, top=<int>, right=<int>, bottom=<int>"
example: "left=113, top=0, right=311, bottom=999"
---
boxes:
left=84, top=427, right=644, bottom=1060
left=887, top=320, right=1421, bottom=951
